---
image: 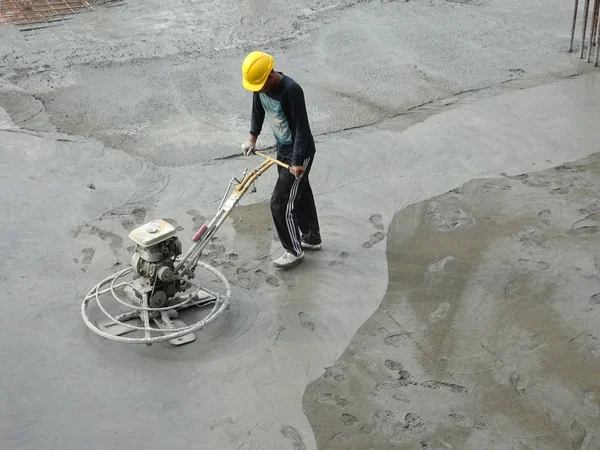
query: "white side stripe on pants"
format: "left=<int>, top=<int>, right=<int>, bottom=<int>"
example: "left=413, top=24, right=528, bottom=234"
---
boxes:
left=286, top=156, right=311, bottom=256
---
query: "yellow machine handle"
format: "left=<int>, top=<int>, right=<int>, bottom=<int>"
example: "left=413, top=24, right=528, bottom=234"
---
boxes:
left=254, top=151, right=290, bottom=170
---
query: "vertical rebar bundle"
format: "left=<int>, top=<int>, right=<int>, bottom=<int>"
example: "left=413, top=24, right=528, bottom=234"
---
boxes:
left=571, top=0, right=600, bottom=67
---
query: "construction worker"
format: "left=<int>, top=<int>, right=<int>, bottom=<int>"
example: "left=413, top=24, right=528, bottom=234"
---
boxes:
left=241, top=51, right=321, bottom=269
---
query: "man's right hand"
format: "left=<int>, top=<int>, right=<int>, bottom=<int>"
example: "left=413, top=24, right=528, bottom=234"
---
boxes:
left=241, top=140, right=256, bottom=156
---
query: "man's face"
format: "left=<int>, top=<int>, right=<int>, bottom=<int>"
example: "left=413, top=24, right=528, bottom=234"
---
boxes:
left=258, top=73, right=274, bottom=93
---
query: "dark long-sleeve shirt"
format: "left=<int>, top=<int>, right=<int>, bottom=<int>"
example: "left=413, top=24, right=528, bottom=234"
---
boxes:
left=250, top=73, right=316, bottom=166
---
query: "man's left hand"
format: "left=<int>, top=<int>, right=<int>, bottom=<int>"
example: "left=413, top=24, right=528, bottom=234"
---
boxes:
left=290, top=165, right=305, bottom=179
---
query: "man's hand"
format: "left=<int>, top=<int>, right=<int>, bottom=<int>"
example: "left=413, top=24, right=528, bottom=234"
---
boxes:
left=241, top=136, right=257, bottom=156
left=290, top=165, right=305, bottom=179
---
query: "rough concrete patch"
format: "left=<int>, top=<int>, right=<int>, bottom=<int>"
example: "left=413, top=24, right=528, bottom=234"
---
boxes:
left=281, top=425, right=307, bottom=450
left=303, top=154, right=600, bottom=449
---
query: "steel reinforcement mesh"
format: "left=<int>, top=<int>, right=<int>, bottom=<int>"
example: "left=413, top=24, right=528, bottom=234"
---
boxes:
left=0, top=0, right=93, bottom=25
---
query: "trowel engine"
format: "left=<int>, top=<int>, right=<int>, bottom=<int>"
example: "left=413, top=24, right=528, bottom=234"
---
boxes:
left=129, top=220, right=184, bottom=308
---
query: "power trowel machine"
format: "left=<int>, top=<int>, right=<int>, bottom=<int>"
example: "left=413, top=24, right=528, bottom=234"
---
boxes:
left=81, top=152, right=288, bottom=346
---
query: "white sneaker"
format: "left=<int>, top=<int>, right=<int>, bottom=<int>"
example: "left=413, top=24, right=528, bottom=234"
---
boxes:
left=301, top=241, right=321, bottom=251
left=272, top=251, right=305, bottom=269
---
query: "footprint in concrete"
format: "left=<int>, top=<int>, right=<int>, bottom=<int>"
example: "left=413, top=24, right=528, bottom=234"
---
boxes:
left=555, top=164, right=578, bottom=172
left=449, top=413, right=469, bottom=428
left=318, top=393, right=350, bottom=408
left=523, top=178, right=552, bottom=188
left=374, top=382, right=411, bottom=401
left=82, top=248, right=95, bottom=264
left=187, top=209, right=206, bottom=228
left=449, top=413, right=488, bottom=431
left=473, top=420, right=488, bottom=431
left=204, top=243, right=228, bottom=267
left=590, top=293, right=600, bottom=305
left=132, top=207, right=147, bottom=224
left=383, top=333, right=413, bottom=347
left=568, top=226, right=599, bottom=236
left=369, top=213, right=384, bottom=231
left=164, top=218, right=184, bottom=232
left=420, top=440, right=442, bottom=450
left=121, top=219, right=136, bottom=231
left=397, top=370, right=414, bottom=386
left=425, top=202, right=439, bottom=216
left=324, top=368, right=345, bottom=382
left=421, top=380, right=468, bottom=394
left=373, top=410, right=402, bottom=436
left=73, top=225, right=123, bottom=256
left=298, top=312, right=315, bottom=332
left=265, top=275, right=280, bottom=287
left=233, top=267, right=259, bottom=288
left=482, top=182, right=511, bottom=191
left=428, top=256, right=454, bottom=272
left=437, top=210, right=474, bottom=232
left=383, top=360, right=413, bottom=385
left=207, top=241, right=227, bottom=255
left=280, top=426, right=306, bottom=450
left=584, top=392, right=600, bottom=417
left=363, top=232, right=386, bottom=249
left=520, top=333, right=545, bottom=351
left=517, top=259, right=550, bottom=272
left=393, top=391, right=409, bottom=403
left=570, top=421, right=586, bottom=449
left=328, top=252, right=349, bottom=266
left=510, top=372, right=526, bottom=397
left=502, top=173, right=529, bottom=181
left=514, top=227, right=543, bottom=249
left=538, top=209, right=552, bottom=226
left=551, top=187, right=569, bottom=195
left=341, top=413, right=358, bottom=426
left=280, top=271, right=297, bottom=290
left=280, top=272, right=294, bottom=283
left=428, top=302, right=450, bottom=323
left=384, top=359, right=405, bottom=371
left=403, top=412, right=424, bottom=432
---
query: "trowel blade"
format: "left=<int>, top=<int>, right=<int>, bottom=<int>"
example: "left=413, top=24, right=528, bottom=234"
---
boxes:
left=153, top=318, right=196, bottom=346
left=97, top=318, right=142, bottom=336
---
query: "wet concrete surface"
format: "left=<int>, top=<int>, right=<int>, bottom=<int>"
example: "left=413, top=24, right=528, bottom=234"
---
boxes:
left=2, top=72, right=599, bottom=449
left=1, top=1, right=600, bottom=449
left=0, top=1, right=594, bottom=164
left=303, top=154, right=600, bottom=449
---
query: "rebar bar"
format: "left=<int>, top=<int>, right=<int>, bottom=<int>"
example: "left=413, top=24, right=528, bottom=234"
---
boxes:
left=581, top=0, right=591, bottom=59
left=571, top=0, right=580, bottom=52
left=596, top=6, right=600, bottom=65
left=588, top=0, right=600, bottom=62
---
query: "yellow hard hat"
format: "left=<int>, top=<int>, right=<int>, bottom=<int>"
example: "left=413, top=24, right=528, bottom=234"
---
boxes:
left=242, top=51, right=275, bottom=92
